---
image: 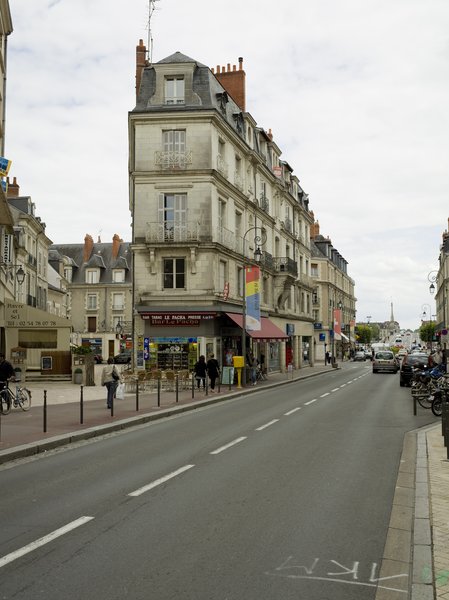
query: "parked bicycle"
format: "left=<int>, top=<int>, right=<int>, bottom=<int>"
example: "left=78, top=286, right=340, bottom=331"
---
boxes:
left=0, top=379, right=32, bottom=414
left=410, top=364, right=446, bottom=409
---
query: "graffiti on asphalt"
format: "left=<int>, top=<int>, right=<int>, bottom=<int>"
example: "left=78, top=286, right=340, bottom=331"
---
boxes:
left=265, top=556, right=408, bottom=594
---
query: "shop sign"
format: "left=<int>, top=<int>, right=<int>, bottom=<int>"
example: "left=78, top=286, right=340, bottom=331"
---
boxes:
left=286, top=323, right=295, bottom=336
left=314, top=322, right=322, bottom=329
left=142, top=312, right=216, bottom=326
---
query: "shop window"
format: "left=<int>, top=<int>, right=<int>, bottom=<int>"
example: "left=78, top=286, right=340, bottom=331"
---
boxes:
left=163, top=258, right=185, bottom=289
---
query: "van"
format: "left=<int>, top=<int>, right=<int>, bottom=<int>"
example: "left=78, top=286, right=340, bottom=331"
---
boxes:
left=372, top=350, right=398, bottom=374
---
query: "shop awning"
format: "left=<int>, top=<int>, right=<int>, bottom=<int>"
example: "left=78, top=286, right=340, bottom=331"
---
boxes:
left=225, top=313, right=289, bottom=341
left=341, top=333, right=350, bottom=341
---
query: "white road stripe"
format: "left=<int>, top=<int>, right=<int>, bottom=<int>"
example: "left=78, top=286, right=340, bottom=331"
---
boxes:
left=284, top=407, right=301, bottom=415
left=340, top=383, right=347, bottom=387
left=210, top=437, right=247, bottom=455
left=0, top=516, right=94, bottom=569
left=256, top=419, right=279, bottom=431
left=128, top=464, right=195, bottom=497
left=305, top=399, right=317, bottom=405
left=320, top=392, right=330, bottom=397
left=331, top=388, right=340, bottom=392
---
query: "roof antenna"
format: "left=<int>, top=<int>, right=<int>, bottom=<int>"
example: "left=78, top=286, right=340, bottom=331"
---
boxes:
left=147, top=0, right=160, bottom=65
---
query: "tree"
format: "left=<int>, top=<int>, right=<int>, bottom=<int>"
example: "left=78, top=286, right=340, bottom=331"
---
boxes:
left=419, top=322, right=436, bottom=344
left=356, top=325, right=372, bottom=345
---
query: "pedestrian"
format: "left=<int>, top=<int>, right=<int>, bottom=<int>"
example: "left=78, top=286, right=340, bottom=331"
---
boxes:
left=250, top=355, right=258, bottom=386
left=260, top=352, right=267, bottom=379
left=206, top=353, right=220, bottom=392
left=194, top=355, right=207, bottom=390
left=0, top=353, right=14, bottom=390
left=101, top=357, right=120, bottom=409
left=325, top=350, right=330, bottom=365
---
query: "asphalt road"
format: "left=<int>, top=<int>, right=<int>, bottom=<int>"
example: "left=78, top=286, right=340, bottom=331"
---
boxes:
left=0, top=362, right=438, bottom=599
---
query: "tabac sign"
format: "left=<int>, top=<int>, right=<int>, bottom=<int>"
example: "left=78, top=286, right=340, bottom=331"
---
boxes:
left=141, top=312, right=216, bottom=327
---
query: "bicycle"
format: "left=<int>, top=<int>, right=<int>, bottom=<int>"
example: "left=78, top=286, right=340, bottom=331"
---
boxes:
left=0, top=379, right=32, bottom=414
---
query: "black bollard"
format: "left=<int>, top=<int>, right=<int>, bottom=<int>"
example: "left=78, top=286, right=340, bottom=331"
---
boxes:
left=157, top=377, right=161, bottom=407
left=176, top=374, right=179, bottom=403
left=43, top=390, right=47, bottom=432
left=80, top=385, right=84, bottom=424
left=136, top=378, right=139, bottom=411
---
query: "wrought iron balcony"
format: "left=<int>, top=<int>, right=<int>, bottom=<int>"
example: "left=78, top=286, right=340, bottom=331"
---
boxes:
left=274, top=257, right=298, bottom=277
left=154, top=150, right=192, bottom=170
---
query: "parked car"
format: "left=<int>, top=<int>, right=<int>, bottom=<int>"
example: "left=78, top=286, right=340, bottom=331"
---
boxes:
left=372, top=350, right=398, bottom=374
left=353, top=351, right=366, bottom=361
left=364, top=349, right=372, bottom=360
left=113, top=350, right=132, bottom=364
left=399, top=352, right=430, bottom=386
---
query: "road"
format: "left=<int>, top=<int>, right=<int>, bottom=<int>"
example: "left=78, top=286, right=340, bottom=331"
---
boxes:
left=0, top=362, right=438, bottom=599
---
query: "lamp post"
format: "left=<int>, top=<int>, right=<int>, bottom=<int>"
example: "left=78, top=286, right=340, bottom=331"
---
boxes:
left=241, top=226, right=265, bottom=386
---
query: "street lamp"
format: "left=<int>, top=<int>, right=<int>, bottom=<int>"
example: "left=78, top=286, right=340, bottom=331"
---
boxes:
left=241, top=226, right=266, bottom=385
left=0, top=263, right=25, bottom=285
left=421, top=303, right=432, bottom=322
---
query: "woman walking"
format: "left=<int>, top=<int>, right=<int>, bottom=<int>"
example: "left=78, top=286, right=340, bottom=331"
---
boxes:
left=206, top=354, right=220, bottom=392
left=194, top=355, right=207, bottom=390
left=101, top=357, right=120, bottom=409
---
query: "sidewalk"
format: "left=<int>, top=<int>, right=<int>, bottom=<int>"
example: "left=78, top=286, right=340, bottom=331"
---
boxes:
left=0, top=363, right=334, bottom=463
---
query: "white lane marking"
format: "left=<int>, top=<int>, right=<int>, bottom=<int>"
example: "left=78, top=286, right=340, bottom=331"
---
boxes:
left=256, top=419, right=279, bottom=431
left=320, top=392, right=330, bottom=398
left=284, top=407, right=301, bottom=416
left=340, top=383, right=347, bottom=387
left=331, top=388, right=340, bottom=392
left=128, top=464, right=195, bottom=497
left=210, top=437, right=247, bottom=455
left=305, top=399, right=317, bottom=405
left=0, top=516, right=94, bottom=569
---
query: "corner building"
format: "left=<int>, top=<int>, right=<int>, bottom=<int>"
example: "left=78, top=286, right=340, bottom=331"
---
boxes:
left=129, top=44, right=316, bottom=373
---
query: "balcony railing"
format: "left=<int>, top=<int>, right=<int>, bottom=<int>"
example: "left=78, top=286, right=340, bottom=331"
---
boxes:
left=274, top=257, right=298, bottom=277
left=154, top=150, right=192, bottom=170
left=261, top=251, right=275, bottom=271
left=145, top=222, right=205, bottom=243
left=259, top=194, right=269, bottom=212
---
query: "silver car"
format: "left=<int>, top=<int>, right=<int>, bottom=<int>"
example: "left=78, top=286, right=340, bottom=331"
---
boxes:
left=372, top=350, right=398, bottom=374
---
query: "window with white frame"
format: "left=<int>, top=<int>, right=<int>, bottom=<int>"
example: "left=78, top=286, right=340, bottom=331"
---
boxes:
left=311, top=263, right=319, bottom=277
left=86, top=293, right=97, bottom=310
left=218, top=199, right=226, bottom=231
left=158, top=193, right=187, bottom=241
left=64, top=267, right=72, bottom=283
left=163, top=130, right=186, bottom=153
left=112, top=269, right=125, bottom=283
left=85, top=269, right=99, bottom=284
left=112, top=292, right=124, bottom=311
left=163, top=258, right=185, bottom=289
left=165, top=76, right=185, bottom=104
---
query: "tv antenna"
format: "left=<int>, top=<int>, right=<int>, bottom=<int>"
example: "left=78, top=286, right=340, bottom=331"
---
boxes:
left=147, top=0, right=160, bottom=65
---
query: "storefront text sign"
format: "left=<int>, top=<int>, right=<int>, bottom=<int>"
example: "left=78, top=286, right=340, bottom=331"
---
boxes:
left=5, top=302, right=57, bottom=328
left=142, top=313, right=216, bottom=327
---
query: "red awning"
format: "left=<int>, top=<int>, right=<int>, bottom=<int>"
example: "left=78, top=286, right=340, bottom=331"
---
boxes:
left=225, top=313, right=289, bottom=341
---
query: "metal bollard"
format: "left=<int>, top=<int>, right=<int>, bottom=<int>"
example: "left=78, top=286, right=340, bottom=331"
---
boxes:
left=80, top=385, right=84, bottom=424
left=443, top=400, right=449, bottom=448
left=110, top=395, right=114, bottom=417
left=157, top=377, right=161, bottom=407
left=43, top=390, right=47, bottom=432
left=205, top=377, right=208, bottom=396
left=136, top=378, right=139, bottom=412
left=176, top=374, right=179, bottom=403
left=192, top=373, right=195, bottom=399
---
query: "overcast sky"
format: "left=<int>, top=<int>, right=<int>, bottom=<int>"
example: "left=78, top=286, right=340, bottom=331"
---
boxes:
left=6, top=0, right=449, bottom=330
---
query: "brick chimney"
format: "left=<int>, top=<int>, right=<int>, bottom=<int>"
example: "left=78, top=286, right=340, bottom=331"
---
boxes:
left=310, top=220, right=320, bottom=238
left=136, top=39, right=147, bottom=99
left=6, top=176, right=19, bottom=197
left=112, top=233, right=121, bottom=259
left=83, top=234, right=94, bottom=262
left=212, top=57, right=246, bottom=111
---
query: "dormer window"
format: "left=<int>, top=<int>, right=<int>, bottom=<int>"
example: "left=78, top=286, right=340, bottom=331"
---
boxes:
left=112, top=269, right=125, bottom=283
left=85, top=269, right=99, bottom=284
left=165, top=77, right=185, bottom=104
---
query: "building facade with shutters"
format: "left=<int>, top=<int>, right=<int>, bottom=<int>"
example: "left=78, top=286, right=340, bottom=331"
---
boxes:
left=129, top=43, right=317, bottom=373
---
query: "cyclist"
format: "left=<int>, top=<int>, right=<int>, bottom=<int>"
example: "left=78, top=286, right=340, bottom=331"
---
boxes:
left=0, top=353, right=15, bottom=390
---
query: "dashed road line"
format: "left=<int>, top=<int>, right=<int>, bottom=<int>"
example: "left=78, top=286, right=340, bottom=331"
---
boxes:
left=320, top=392, right=330, bottom=398
left=210, top=437, right=247, bottom=455
left=128, top=464, right=195, bottom=497
left=284, top=407, right=301, bottom=416
left=305, top=399, right=317, bottom=405
left=0, top=516, right=94, bottom=569
left=256, top=419, right=279, bottom=431
left=331, top=388, right=340, bottom=392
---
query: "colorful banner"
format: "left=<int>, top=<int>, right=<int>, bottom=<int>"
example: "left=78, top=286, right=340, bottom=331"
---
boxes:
left=333, top=308, right=342, bottom=341
left=0, top=157, right=12, bottom=177
left=245, top=266, right=261, bottom=331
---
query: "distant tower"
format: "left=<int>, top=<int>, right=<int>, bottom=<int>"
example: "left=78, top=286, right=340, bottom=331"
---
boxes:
left=390, top=302, right=394, bottom=323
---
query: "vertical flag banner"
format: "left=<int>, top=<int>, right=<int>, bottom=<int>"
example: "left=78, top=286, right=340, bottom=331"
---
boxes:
left=333, top=309, right=342, bottom=340
left=245, top=266, right=261, bottom=331
left=0, top=157, right=11, bottom=177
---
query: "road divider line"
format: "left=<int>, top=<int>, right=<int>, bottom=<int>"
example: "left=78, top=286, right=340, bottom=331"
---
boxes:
left=0, top=516, right=94, bottom=569
left=340, top=383, right=346, bottom=387
left=256, top=419, right=279, bottom=431
left=331, top=388, right=340, bottom=392
left=128, top=464, right=195, bottom=497
left=284, top=407, right=301, bottom=415
left=320, top=392, right=330, bottom=398
left=210, top=437, right=247, bottom=455
left=305, top=399, right=317, bottom=405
